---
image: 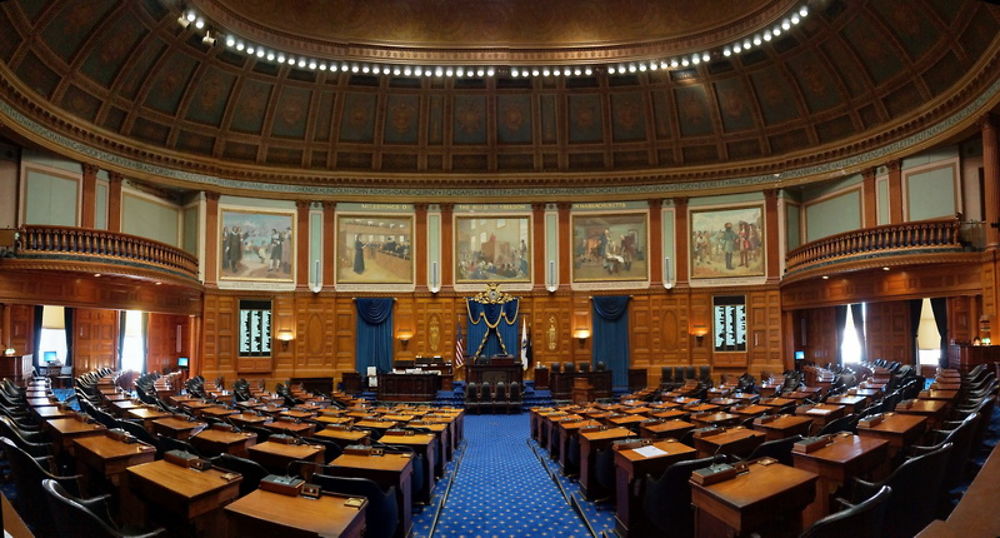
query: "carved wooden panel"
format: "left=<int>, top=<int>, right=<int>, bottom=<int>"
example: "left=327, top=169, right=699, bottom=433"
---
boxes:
left=147, top=313, right=188, bottom=375
left=865, top=301, right=913, bottom=363
left=73, top=308, right=118, bottom=375
left=8, top=304, right=34, bottom=356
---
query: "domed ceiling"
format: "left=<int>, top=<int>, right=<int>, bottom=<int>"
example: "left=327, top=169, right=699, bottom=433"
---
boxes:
left=192, top=0, right=793, bottom=63
left=0, top=0, right=998, bottom=197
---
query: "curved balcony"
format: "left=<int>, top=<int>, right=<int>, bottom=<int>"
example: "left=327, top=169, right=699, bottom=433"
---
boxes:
left=783, top=218, right=982, bottom=283
left=2, top=225, right=200, bottom=284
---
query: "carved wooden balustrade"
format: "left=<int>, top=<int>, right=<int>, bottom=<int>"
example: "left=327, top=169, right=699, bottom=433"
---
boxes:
left=785, top=218, right=973, bottom=276
left=10, top=225, right=199, bottom=282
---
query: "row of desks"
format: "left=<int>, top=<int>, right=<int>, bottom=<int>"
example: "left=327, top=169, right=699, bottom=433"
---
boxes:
left=531, top=393, right=935, bottom=537
left=33, top=379, right=463, bottom=538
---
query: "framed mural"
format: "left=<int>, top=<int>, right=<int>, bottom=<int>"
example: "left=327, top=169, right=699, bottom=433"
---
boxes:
left=220, top=209, right=295, bottom=282
left=571, top=211, right=649, bottom=282
left=336, top=214, right=415, bottom=284
left=454, top=215, right=531, bottom=283
left=690, top=205, right=765, bottom=279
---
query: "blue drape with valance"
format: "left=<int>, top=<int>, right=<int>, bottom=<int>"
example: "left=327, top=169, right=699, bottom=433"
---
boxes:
left=467, top=299, right=519, bottom=357
left=592, top=296, right=630, bottom=390
left=355, top=298, right=394, bottom=374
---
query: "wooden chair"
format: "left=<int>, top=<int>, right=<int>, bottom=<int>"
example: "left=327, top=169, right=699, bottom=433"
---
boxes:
left=312, top=474, right=398, bottom=538
left=42, top=479, right=166, bottom=537
left=1, top=437, right=82, bottom=536
left=212, top=453, right=269, bottom=497
left=849, top=442, right=952, bottom=538
left=818, top=413, right=859, bottom=436
left=642, top=455, right=724, bottom=537
left=464, top=382, right=481, bottom=414
left=799, top=485, right=892, bottom=538
left=746, top=434, right=802, bottom=466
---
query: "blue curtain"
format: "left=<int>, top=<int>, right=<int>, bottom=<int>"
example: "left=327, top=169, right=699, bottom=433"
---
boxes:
left=467, top=298, right=519, bottom=357
left=592, top=296, right=630, bottom=389
left=355, top=298, right=394, bottom=374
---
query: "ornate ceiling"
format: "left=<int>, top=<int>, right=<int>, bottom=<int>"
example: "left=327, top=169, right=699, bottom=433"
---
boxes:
left=0, top=0, right=998, bottom=198
left=192, top=0, right=793, bottom=63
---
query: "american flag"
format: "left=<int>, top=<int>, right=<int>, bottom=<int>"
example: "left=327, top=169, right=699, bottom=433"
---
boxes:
left=454, top=324, right=465, bottom=368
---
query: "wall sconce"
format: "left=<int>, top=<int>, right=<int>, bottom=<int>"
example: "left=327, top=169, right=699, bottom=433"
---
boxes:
left=573, top=328, right=590, bottom=347
left=309, top=259, right=322, bottom=294
left=546, top=260, right=558, bottom=293
left=276, top=329, right=294, bottom=350
left=690, top=324, right=709, bottom=343
left=663, top=256, right=674, bottom=290
left=397, top=330, right=414, bottom=348
left=429, top=261, right=441, bottom=294
left=3, top=348, right=15, bottom=357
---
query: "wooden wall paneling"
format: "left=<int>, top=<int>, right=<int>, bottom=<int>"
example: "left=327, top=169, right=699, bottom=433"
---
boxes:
left=982, top=254, right=999, bottom=329
left=146, top=313, right=187, bottom=374
left=8, top=304, right=34, bottom=357
left=630, top=295, right=652, bottom=369
left=747, top=290, right=784, bottom=375
left=335, top=296, right=356, bottom=376
left=571, top=295, right=593, bottom=367
left=804, top=306, right=838, bottom=365
left=948, top=295, right=976, bottom=344
left=0, top=271, right=201, bottom=316
left=73, top=308, right=118, bottom=375
left=865, top=301, right=913, bottom=364
left=689, top=292, right=712, bottom=366
left=271, top=295, right=295, bottom=374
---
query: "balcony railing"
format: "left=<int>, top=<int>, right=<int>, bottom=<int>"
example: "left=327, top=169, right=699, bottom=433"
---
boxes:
left=11, top=225, right=199, bottom=282
left=785, top=218, right=974, bottom=275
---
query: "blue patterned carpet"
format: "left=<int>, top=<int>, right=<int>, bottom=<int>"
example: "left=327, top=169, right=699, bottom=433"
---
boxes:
left=430, top=414, right=591, bottom=537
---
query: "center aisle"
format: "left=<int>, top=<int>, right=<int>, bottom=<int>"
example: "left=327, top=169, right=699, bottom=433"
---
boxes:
left=433, top=414, right=590, bottom=537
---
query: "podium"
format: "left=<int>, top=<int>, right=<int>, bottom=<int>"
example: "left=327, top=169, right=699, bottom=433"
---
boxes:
left=465, top=357, right=523, bottom=386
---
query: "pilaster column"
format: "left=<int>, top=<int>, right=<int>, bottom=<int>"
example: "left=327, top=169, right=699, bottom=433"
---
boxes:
left=887, top=160, right=903, bottom=224
left=295, top=201, right=311, bottom=290
left=862, top=167, right=877, bottom=228
left=674, top=198, right=689, bottom=284
left=107, top=172, right=123, bottom=232
left=557, top=202, right=572, bottom=286
left=204, top=192, right=220, bottom=287
left=532, top=203, right=546, bottom=292
left=81, top=164, right=97, bottom=228
left=983, top=115, right=1000, bottom=250
left=322, top=202, right=336, bottom=290
left=440, top=203, right=454, bottom=290
left=414, top=203, right=428, bottom=292
left=764, top=190, right=780, bottom=283
left=648, top=199, right=663, bottom=287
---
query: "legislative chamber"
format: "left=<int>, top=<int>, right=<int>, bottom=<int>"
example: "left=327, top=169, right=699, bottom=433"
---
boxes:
left=1, top=0, right=1000, bottom=536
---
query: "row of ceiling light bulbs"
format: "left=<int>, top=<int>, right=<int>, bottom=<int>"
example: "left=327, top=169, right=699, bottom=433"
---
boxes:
left=177, top=4, right=809, bottom=79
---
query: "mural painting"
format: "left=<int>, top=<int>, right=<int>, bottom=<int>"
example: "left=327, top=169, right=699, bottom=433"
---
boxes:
left=220, top=210, right=295, bottom=281
left=690, top=206, right=765, bottom=278
left=455, top=216, right=531, bottom=283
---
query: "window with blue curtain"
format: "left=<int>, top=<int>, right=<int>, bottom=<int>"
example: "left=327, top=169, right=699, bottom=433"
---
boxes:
left=355, top=298, right=394, bottom=374
left=592, top=295, right=630, bottom=390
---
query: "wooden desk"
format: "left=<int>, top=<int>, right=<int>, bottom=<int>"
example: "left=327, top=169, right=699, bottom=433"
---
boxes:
left=315, top=427, right=371, bottom=446
left=896, top=399, right=949, bottom=428
left=228, top=413, right=271, bottom=428
left=126, top=408, right=173, bottom=432
left=622, top=406, right=653, bottom=415
left=751, top=415, right=813, bottom=441
left=314, top=415, right=353, bottom=426
left=690, top=412, right=741, bottom=428
left=640, top=419, right=696, bottom=441
left=111, top=400, right=142, bottom=414
left=693, top=428, right=765, bottom=458
left=379, top=433, right=436, bottom=503
left=225, top=489, right=366, bottom=538
left=918, top=390, right=959, bottom=401
left=410, top=422, right=449, bottom=473
left=730, top=405, right=771, bottom=418
left=247, top=441, right=324, bottom=475
left=127, top=459, right=241, bottom=535
left=198, top=406, right=239, bottom=419
left=262, top=420, right=316, bottom=437
left=34, top=405, right=74, bottom=420
left=856, top=412, right=926, bottom=461
left=73, top=434, right=157, bottom=505
left=792, top=433, right=888, bottom=526
left=685, top=404, right=721, bottom=414
left=191, top=429, right=258, bottom=457
left=182, top=400, right=214, bottom=412
left=691, top=461, right=817, bottom=537
left=27, top=397, right=58, bottom=408
left=45, top=417, right=106, bottom=454
left=606, top=414, right=648, bottom=430
left=152, top=417, right=208, bottom=440
left=824, top=395, right=868, bottom=413
left=280, top=410, right=318, bottom=421
left=556, top=418, right=601, bottom=472
left=849, top=388, right=881, bottom=399
left=928, top=382, right=961, bottom=391
left=614, top=440, right=697, bottom=537
left=328, top=453, right=414, bottom=538
left=758, top=397, right=794, bottom=409
left=579, top=427, right=636, bottom=500
left=796, top=404, right=846, bottom=433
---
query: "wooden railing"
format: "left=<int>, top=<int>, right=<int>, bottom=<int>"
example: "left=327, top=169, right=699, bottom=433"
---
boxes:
left=13, top=225, right=199, bottom=281
left=785, top=218, right=971, bottom=274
